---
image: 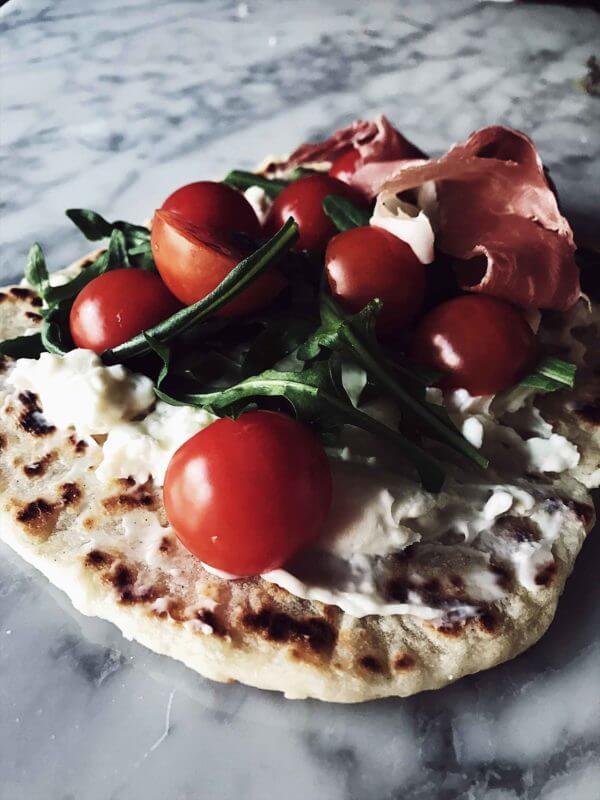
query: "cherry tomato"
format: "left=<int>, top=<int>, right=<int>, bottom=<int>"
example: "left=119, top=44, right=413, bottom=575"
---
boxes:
left=410, top=295, right=537, bottom=396
left=69, top=268, right=181, bottom=353
left=263, top=174, right=367, bottom=252
left=164, top=410, right=332, bottom=575
left=325, top=226, right=425, bottom=337
left=162, top=181, right=261, bottom=240
left=328, top=148, right=362, bottom=184
left=151, top=209, right=285, bottom=316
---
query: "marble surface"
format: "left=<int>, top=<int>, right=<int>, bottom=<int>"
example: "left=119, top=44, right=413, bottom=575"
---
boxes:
left=1, top=1, right=599, bottom=798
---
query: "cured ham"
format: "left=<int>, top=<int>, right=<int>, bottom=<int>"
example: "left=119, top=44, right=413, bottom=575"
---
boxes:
left=280, top=114, right=425, bottom=170
left=353, top=126, right=580, bottom=310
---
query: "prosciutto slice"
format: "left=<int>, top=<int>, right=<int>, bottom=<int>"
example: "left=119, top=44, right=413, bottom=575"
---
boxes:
left=280, top=115, right=425, bottom=170
left=353, top=126, right=580, bottom=310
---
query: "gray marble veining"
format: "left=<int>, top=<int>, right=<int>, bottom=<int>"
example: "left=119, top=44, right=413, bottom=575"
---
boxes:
left=0, top=1, right=599, bottom=798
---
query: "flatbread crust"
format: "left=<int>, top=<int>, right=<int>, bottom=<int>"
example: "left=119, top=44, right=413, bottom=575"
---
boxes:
left=0, top=261, right=597, bottom=702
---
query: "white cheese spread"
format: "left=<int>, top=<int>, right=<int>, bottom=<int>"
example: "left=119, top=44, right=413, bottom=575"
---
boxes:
left=243, top=186, right=272, bottom=224
left=96, top=401, right=216, bottom=485
left=8, top=349, right=155, bottom=437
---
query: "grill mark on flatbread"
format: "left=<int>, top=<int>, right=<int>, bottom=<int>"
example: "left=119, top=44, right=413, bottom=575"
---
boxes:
left=102, top=481, right=158, bottom=513
left=159, top=535, right=175, bottom=554
left=18, top=391, right=56, bottom=437
left=196, top=609, right=226, bottom=637
left=13, top=480, right=82, bottom=540
left=393, top=653, right=416, bottom=671
left=489, top=563, right=512, bottom=591
left=0, top=433, right=6, bottom=451
left=242, top=607, right=337, bottom=655
left=67, top=434, right=90, bottom=455
left=25, top=311, right=42, bottom=322
left=61, top=482, right=82, bottom=506
left=10, top=287, right=38, bottom=302
left=359, top=655, right=384, bottom=674
left=477, top=609, right=499, bottom=633
left=85, top=549, right=115, bottom=569
left=24, top=450, right=57, bottom=477
left=534, top=562, right=557, bottom=587
left=15, top=498, right=60, bottom=539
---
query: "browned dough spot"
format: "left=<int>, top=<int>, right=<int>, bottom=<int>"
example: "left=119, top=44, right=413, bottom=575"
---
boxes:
left=242, top=608, right=337, bottom=655
left=393, top=653, right=416, bottom=671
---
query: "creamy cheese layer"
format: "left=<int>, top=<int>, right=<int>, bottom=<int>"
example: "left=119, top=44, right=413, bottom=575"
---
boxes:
left=8, top=349, right=155, bottom=437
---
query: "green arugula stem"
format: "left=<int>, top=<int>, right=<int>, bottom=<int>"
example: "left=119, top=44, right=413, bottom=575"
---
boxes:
left=223, top=170, right=288, bottom=198
left=322, top=295, right=489, bottom=469
left=102, top=219, right=299, bottom=364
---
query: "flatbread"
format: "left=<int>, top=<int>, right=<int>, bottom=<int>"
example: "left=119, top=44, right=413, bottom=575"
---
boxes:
left=0, top=261, right=597, bottom=702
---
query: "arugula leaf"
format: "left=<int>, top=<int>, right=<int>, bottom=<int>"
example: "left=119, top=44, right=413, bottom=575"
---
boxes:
left=322, top=195, right=371, bottom=232
left=127, top=241, right=156, bottom=271
left=43, top=228, right=128, bottom=307
left=223, top=171, right=288, bottom=199
left=66, top=209, right=154, bottom=271
left=300, top=294, right=488, bottom=469
left=0, top=333, right=45, bottom=358
left=24, top=243, right=49, bottom=296
left=521, top=357, right=577, bottom=392
left=66, top=209, right=114, bottom=240
left=41, top=302, right=73, bottom=356
left=66, top=209, right=149, bottom=245
left=106, top=228, right=130, bottom=269
left=155, top=361, right=445, bottom=492
left=241, top=315, right=315, bottom=377
left=102, top=218, right=299, bottom=364
left=143, top=332, right=170, bottom=387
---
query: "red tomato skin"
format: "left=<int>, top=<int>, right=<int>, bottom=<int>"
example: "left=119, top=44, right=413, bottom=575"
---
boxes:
left=151, top=209, right=285, bottom=316
left=162, top=181, right=261, bottom=240
left=69, top=268, right=181, bottom=353
left=410, top=295, right=537, bottom=396
left=263, top=174, right=368, bottom=252
left=163, top=411, right=333, bottom=576
left=325, top=226, right=425, bottom=337
left=328, top=149, right=362, bottom=184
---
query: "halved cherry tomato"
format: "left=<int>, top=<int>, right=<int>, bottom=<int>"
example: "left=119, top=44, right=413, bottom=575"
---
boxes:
left=162, top=181, right=261, bottom=239
left=151, top=209, right=285, bottom=316
left=325, top=226, right=425, bottom=337
left=163, top=410, right=332, bottom=575
left=329, top=148, right=362, bottom=184
left=69, top=268, right=181, bottom=353
left=263, top=174, right=367, bottom=252
left=410, top=295, right=537, bottom=396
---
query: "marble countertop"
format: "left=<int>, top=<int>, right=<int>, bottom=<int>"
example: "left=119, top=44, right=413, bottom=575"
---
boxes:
left=1, top=1, right=599, bottom=798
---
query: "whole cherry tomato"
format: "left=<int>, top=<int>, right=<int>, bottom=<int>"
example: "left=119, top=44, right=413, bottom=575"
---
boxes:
left=162, top=181, right=261, bottom=240
left=69, top=268, right=181, bottom=352
left=151, top=209, right=285, bottom=315
left=328, top=148, right=362, bottom=184
left=163, top=410, right=333, bottom=575
left=410, top=295, right=537, bottom=396
left=263, top=174, right=367, bottom=252
left=325, top=226, right=425, bottom=337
